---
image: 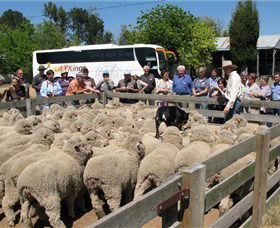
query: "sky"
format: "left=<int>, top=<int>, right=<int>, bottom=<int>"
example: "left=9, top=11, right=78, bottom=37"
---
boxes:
left=0, top=0, right=279, bottom=40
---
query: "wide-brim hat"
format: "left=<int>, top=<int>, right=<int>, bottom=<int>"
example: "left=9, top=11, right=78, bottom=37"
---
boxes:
left=76, top=73, right=86, bottom=78
left=220, top=60, right=237, bottom=70
left=38, top=65, right=47, bottom=70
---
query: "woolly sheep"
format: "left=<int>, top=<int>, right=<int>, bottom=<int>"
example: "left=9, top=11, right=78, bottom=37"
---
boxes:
left=14, top=119, right=32, bottom=135
left=216, top=129, right=236, bottom=145
left=26, top=115, right=41, bottom=127
left=106, top=99, right=124, bottom=109
left=18, top=136, right=92, bottom=228
left=174, top=141, right=212, bottom=172
left=237, top=133, right=254, bottom=142
left=142, top=133, right=161, bottom=156
left=91, top=100, right=103, bottom=109
left=84, top=130, right=109, bottom=148
left=140, top=118, right=156, bottom=135
left=227, top=115, right=247, bottom=128
left=187, top=125, right=215, bottom=144
left=182, top=136, right=191, bottom=147
left=0, top=144, right=51, bottom=226
left=182, top=112, right=207, bottom=131
left=134, top=127, right=182, bottom=198
left=84, top=134, right=145, bottom=218
left=0, top=128, right=54, bottom=166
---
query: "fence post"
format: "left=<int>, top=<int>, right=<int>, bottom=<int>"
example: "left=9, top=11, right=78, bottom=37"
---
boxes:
left=251, top=130, right=270, bottom=228
left=101, top=92, right=107, bottom=107
left=180, top=163, right=206, bottom=228
left=26, top=99, right=36, bottom=116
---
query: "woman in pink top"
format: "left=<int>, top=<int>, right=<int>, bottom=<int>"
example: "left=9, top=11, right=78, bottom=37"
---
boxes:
left=155, top=70, right=173, bottom=106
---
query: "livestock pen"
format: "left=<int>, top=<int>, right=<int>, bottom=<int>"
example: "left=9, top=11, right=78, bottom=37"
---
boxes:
left=0, top=92, right=279, bottom=227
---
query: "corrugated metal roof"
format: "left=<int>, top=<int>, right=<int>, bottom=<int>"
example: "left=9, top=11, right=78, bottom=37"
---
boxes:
left=216, top=35, right=280, bottom=51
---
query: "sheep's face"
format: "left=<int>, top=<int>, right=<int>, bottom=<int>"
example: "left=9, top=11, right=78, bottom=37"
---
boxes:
left=50, top=103, right=64, bottom=112
left=33, top=128, right=55, bottom=145
left=15, top=119, right=33, bottom=135
left=84, top=131, right=109, bottom=147
left=44, top=120, right=61, bottom=133
left=62, top=110, right=78, bottom=121
left=63, top=137, right=93, bottom=164
left=52, top=111, right=64, bottom=120
left=26, top=115, right=41, bottom=127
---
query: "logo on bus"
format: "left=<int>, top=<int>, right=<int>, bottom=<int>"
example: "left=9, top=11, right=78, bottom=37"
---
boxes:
left=46, top=62, right=84, bottom=73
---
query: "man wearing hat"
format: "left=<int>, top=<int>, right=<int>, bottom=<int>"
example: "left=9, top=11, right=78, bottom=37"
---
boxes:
left=66, top=73, right=87, bottom=96
left=58, top=71, right=71, bottom=96
left=32, top=65, right=47, bottom=97
left=96, top=70, right=114, bottom=92
left=221, top=60, right=243, bottom=122
left=116, top=69, right=138, bottom=103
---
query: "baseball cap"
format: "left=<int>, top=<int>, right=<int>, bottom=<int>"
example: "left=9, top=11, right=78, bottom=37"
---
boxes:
left=102, top=69, right=109, bottom=75
left=124, top=69, right=131, bottom=75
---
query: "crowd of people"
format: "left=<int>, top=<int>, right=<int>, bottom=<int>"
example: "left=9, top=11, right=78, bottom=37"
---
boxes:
left=1, top=61, right=280, bottom=123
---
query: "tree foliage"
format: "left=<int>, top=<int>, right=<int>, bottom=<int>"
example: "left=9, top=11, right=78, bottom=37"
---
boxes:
left=0, top=23, right=36, bottom=74
left=0, top=10, right=29, bottom=28
left=34, top=20, right=67, bottom=50
left=200, top=16, right=228, bottom=37
left=125, top=4, right=217, bottom=69
left=229, top=0, right=259, bottom=70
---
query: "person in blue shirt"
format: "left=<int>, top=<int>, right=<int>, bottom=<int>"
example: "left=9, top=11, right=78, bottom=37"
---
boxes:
left=271, top=72, right=280, bottom=116
left=192, top=67, right=210, bottom=109
left=172, top=65, right=193, bottom=107
left=208, top=69, right=220, bottom=96
left=40, top=69, right=63, bottom=109
left=172, top=65, right=193, bottom=95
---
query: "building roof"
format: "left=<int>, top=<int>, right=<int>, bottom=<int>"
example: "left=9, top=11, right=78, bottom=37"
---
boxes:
left=216, top=35, right=280, bottom=51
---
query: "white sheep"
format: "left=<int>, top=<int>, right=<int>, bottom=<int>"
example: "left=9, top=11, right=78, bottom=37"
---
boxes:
left=17, top=137, right=92, bottom=228
left=134, top=127, right=182, bottom=198
left=83, top=134, right=145, bottom=218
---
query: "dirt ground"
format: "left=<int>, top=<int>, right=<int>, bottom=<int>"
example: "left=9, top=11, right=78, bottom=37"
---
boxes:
left=0, top=206, right=219, bottom=228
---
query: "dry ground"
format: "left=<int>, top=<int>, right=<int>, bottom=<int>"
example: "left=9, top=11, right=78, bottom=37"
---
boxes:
left=263, top=194, right=280, bottom=226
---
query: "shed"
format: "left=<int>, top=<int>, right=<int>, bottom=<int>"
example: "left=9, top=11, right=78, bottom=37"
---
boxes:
left=214, top=35, right=280, bottom=75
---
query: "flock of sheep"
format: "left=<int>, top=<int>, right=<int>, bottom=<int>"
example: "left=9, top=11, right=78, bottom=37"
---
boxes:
left=0, top=99, right=279, bottom=227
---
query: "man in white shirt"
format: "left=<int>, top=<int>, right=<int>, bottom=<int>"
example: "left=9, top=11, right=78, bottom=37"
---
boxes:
left=221, top=61, right=243, bottom=122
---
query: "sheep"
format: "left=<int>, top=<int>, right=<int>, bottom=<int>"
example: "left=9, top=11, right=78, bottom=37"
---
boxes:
left=91, top=100, right=103, bottom=109
left=95, top=124, right=117, bottom=140
left=14, top=119, right=33, bottom=135
left=134, top=127, right=182, bottom=198
left=182, top=111, right=207, bottom=131
left=227, top=115, right=247, bottom=128
left=212, top=143, right=231, bottom=154
left=142, top=133, right=161, bottom=156
left=174, top=141, right=212, bottom=172
left=84, top=130, right=109, bottom=148
left=182, top=136, right=191, bottom=148
left=187, top=125, right=215, bottom=144
left=106, top=99, right=124, bottom=109
left=0, top=144, right=51, bottom=226
left=0, top=109, right=24, bottom=126
left=216, top=129, right=236, bottom=145
left=26, top=115, right=41, bottom=127
left=59, top=109, right=78, bottom=129
left=140, top=118, right=156, bottom=135
left=83, top=134, right=145, bottom=218
left=217, top=153, right=255, bottom=215
left=17, top=136, right=92, bottom=228
left=0, top=128, right=54, bottom=166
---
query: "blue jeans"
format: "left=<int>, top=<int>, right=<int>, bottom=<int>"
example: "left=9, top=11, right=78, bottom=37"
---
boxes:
left=224, top=99, right=242, bottom=123
left=195, top=103, right=208, bottom=110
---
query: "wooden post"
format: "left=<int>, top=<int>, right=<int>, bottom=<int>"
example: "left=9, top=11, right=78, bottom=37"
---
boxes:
left=272, top=49, right=276, bottom=76
left=257, top=51, right=259, bottom=76
left=26, top=99, right=36, bottom=116
left=101, top=92, right=107, bottom=107
left=251, top=130, right=270, bottom=228
left=162, top=204, right=178, bottom=228
left=180, top=164, right=206, bottom=228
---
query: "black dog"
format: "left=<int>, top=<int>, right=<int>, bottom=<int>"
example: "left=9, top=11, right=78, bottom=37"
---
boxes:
left=155, top=106, right=189, bottom=138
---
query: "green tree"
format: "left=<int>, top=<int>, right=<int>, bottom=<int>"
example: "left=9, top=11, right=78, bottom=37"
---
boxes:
left=200, top=16, right=228, bottom=37
left=130, top=4, right=217, bottom=69
left=0, top=10, right=29, bottom=28
left=34, top=20, right=67, bottom=50
left=0, top=23, right=36, bottom=74
left=43, top=2, right=69, bottom=33
left=229, top=0, right=259, bottom=71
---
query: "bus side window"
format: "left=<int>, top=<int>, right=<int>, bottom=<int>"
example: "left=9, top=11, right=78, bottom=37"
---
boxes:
left=135, top=48, right=157, bottom=68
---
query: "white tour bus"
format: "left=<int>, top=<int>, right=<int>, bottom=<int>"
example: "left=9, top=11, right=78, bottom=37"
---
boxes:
left=33, top=44, right=176, bottom=85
